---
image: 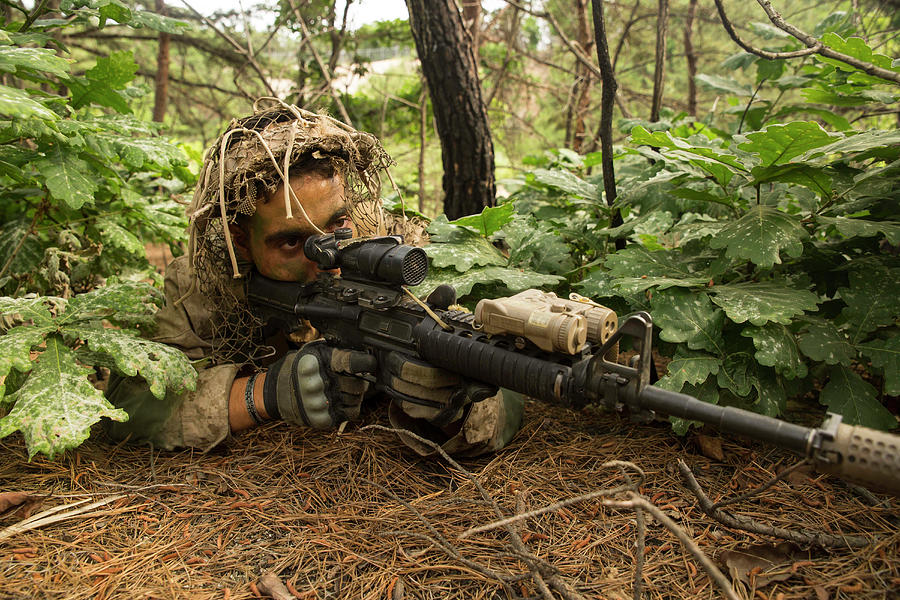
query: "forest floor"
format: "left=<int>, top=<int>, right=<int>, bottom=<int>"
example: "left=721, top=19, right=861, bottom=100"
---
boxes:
left=0, top=399, right=897, bottom=600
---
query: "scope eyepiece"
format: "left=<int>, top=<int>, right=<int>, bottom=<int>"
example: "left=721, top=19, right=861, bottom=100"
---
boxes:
left=304, top=232, right=428, bottom=286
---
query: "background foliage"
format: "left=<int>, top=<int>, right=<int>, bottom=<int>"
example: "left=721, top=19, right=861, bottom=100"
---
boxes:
left=420, top=10, right=900, bottom=433
left=0, top=0, right=197, bottom=458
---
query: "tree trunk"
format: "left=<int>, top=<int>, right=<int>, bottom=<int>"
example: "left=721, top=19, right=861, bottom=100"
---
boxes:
left=407, top=0, right=495, bottom=219
left=152, top=0, right=171, bottom=122
left=328, top=0, right=351, bottom=75
left=461, top=0, right=482, bottom=61
left=572, top=0, right=593, bottom=152
left=683, top=0, right=698, bottom=116
left=650, top=0, right=668, bottom=122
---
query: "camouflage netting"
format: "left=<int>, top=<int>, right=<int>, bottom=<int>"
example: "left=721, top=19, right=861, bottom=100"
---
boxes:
left=186, top=99, right=395, bottom=365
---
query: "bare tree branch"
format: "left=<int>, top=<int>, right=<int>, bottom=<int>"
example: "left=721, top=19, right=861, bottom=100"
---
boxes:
left=713, top=0, right=822, bottom=59
left=505, top=0, right=603, bottom=81
left=180, top=0, right=277, bottom=96
left=716, top=0, right=900, bottom=85
left=285, top=0, right=354, bottom=125
left=65, top=31, right=247, bottom=65
left=612, top=0, right=645, bottom=70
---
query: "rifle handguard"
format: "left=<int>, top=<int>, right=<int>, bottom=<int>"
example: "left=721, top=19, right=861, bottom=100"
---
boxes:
left=815, top=421, right=900, bottom=496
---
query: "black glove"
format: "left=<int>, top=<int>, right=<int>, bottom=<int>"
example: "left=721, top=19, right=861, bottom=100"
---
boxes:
left=381, top=352, right=497, bottom=428
left=264, top=341, right=377, bottom=429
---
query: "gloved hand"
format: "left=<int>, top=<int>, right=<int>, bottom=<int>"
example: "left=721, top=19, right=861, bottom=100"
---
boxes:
left=264, top=341, right=377, bottom=429
left=382, top=352, right=497, bottom=427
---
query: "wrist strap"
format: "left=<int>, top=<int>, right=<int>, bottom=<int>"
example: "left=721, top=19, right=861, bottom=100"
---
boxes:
left=244, top=372, right=264, bottom=425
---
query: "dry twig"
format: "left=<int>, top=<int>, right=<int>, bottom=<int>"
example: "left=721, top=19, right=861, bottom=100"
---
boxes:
left=678, top=459, right=871, bottom=548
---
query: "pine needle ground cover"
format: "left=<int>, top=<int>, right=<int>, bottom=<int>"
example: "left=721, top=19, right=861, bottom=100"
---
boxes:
left=0, top=400, right=896, bottom=600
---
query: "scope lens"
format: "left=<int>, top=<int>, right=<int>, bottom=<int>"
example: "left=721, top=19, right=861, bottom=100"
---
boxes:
left=383, top=246, right=428, bottom=286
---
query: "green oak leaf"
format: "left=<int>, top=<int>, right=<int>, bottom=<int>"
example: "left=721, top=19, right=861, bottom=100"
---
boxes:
left=817, top=33, right=897, bottom=72
left=859, top=336, right=900, bottom=395
left=449, top=203, right=515, bottom=236
left=710, top=282, right=819, bottom=326
left=0, top=326, right=53, bottom=396
left=708, top=205, right=806, bottom=268
left=800, top=130, right=900, bottom=162
left=750, top=163, right=832, bottom=198
left=0, top=47, right=70, bottom=76
left=531, top=168, right=599, bottom=201
left=427, top=215, right=475, bottom=243
left=630, top=126, right=747, bottom=187
left=425, top=238, right=506, bottom=272
left=97, top=0, right=132, bottom=25
left=497, top=216, right=575, bottom=274
left=63, top=325, right=196, bottom=399
left=737, top=122, right=839, bottom=167
left=839, top=266, right=900, bottom=343
left=93, top=134, right=187, bottom=170
left=669, top=213, right=727, bottom=245
left=604, top=246, right=718, bottom=280
left=0, top=336, right=128, bottom=459
left=95, top=219, right=144, bottom=255
left=802, top=88, right=878, bottom=107
left=695, top=74, right=753, bottom=96
left=0, top=296, right=57, bottom=326
left=797, top=320, right=855, bottom=366
left=0, top=84, right=58, bottom=120
left=656, top=348, right=721, bottom=392
left=650, top=289, right=725, bottom=354
left=820, top=365, right=896, bottom=430
left=717, top=352, right=755, bottom=397
left=816, top=216, right=900, bottom=245
left=752, top=369, right=786, bottom=417
left=741, top=323, right=808, bottom=380
left=128, top=10, right=192, bottom=34
left=60, top=282, right=163, bottom=328
left=68, top=51, right=137, bottom=112
left=612, top=277, right=709, bottom=295
left=35, top=147, right=98, bottom=209
left=416, top=266, right=563, bottom=300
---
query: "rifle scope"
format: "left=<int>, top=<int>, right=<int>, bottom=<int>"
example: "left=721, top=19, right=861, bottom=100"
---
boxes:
left=304, top=228, right=428, bottom=286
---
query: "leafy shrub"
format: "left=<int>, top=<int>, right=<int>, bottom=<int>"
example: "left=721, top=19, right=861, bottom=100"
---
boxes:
left=0, top=0, right=198, bottom=458
left=426, top=28, right=899, bottom=432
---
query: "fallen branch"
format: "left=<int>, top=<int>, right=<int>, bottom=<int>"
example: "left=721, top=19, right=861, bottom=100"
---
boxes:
left=677, top=460, right=871, bottom=548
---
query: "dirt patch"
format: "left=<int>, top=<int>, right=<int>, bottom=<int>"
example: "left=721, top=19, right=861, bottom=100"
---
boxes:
left=0, top=401, right=896, bottom=599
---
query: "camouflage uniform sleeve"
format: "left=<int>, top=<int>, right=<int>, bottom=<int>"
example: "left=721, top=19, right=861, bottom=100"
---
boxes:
left=105, top=256, right=238, bottom=451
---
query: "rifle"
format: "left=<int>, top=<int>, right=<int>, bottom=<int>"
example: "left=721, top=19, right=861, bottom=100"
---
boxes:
left=248, top=229, right=900, bottom=496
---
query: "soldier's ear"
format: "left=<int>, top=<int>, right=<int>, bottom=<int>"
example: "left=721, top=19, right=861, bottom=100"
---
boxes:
left=228, top=222, right=251, bottom=261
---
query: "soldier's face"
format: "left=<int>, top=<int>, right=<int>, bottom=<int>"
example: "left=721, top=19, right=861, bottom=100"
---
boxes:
left=233, top=173, right=354, bottom=282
